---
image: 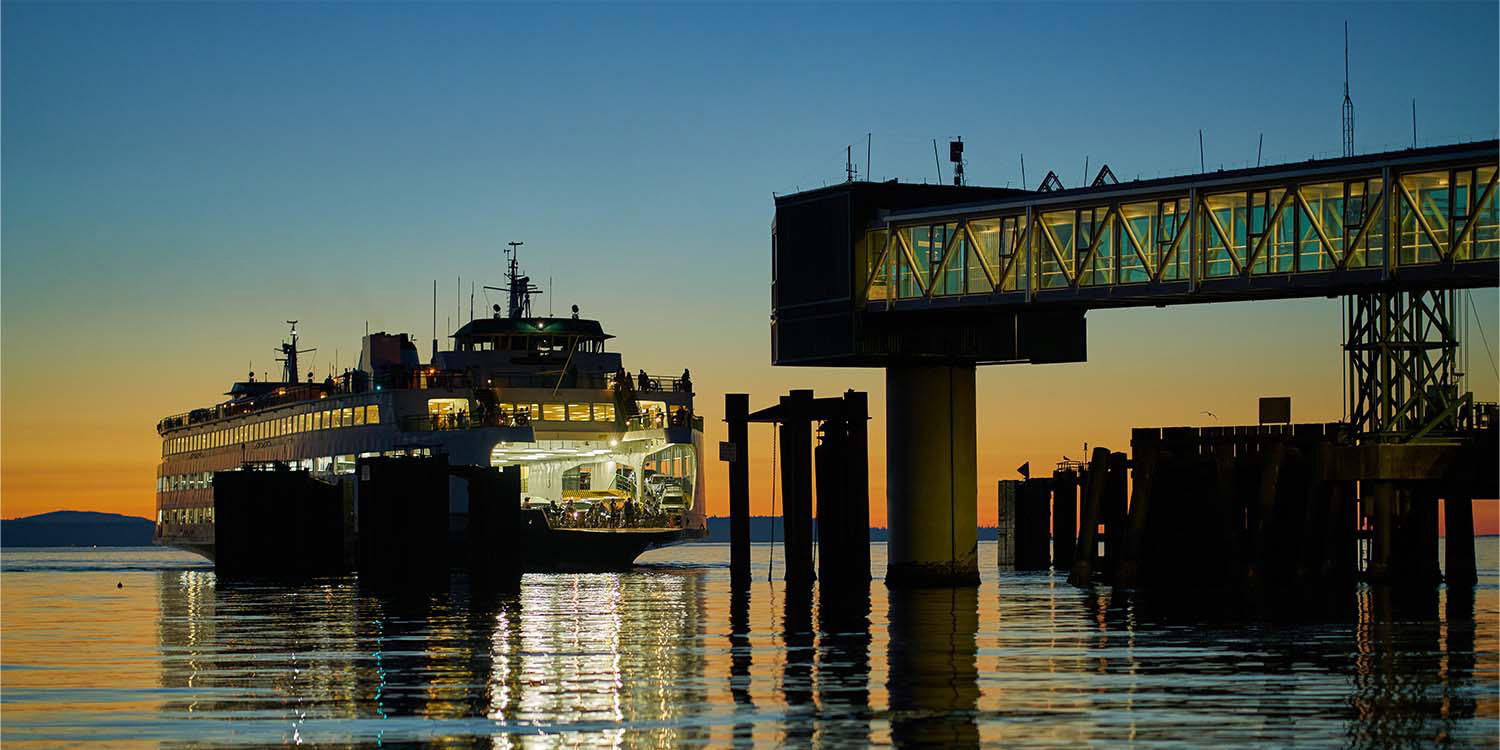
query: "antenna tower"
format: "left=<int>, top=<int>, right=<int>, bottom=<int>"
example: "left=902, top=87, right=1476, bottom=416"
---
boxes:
left=1342, top=22, right=1355, bottom=158
left=949, top=137, right=965, bottom=186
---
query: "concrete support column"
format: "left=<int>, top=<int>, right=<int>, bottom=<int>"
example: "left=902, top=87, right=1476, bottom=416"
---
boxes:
left=885, top=364, right=979, bottom=587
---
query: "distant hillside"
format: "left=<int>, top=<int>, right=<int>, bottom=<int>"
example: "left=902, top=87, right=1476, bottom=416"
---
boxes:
left=2, top=511, right=155, bottom=547
left=702, top=517, right=999, bottom=543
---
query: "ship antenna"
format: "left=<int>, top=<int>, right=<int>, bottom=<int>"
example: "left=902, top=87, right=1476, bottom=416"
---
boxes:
left=275, top=320, right=315, bottom=384
left=506, top=241, right=525, bottom=318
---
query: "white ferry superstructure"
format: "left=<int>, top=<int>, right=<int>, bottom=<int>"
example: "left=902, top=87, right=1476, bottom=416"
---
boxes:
left=153, top=245, right=706, bottom=570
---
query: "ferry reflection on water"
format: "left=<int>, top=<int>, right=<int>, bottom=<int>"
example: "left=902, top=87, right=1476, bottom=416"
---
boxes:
left=150, top=545, right=1491, bottom=748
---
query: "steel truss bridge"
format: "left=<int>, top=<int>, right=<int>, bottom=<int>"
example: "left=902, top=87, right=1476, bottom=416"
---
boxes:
left=772, top=140, right=1499, bottom=443
left=861, top=140, right=1496, bottom=310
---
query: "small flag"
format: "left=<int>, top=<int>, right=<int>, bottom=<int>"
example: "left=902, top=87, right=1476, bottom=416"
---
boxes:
left=1017, top=461, right=1030, bottom=479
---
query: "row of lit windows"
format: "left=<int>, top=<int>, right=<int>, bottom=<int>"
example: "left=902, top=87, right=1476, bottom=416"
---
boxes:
left=497, top=402, right=616, bottom=423
left=159, top=507, right=215, bottom=525
left=164, top=403, right=382, bottom=456
left=157, top=448, right=440, bottom=496
left=160, top=472, right=214, bottom=492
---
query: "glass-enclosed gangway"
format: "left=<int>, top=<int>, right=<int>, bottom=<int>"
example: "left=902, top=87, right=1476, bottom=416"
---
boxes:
left=858, top=140, right=1497, bottom=312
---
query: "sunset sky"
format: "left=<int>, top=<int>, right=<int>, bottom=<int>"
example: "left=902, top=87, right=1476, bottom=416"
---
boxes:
left=3, top=3, right=1497, bottom=532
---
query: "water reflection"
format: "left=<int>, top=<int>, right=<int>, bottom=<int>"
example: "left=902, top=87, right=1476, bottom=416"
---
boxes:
left=887, top=587, right=979, bottom=749
left=155, top=569, right=711, bottom=746
left=126, top=546, right=1500, bottom=748
left=728, top=587, right=754, bottom=748
left=817, top=582, right=872, bottom=749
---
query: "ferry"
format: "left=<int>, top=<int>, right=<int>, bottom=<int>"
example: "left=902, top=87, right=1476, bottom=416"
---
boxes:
left=153, top=244, right=707, bottom=571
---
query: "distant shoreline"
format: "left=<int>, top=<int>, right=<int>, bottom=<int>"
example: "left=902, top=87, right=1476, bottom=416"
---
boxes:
left=3, top=511, right=1495, bottom=548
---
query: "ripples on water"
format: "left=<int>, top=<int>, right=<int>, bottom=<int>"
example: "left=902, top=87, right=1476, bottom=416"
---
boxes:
left=1, top=543, right=1496, bottom=748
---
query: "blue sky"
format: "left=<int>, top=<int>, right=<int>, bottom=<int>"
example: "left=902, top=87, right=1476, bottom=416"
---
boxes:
left=3, top=2, right=1496, bottom=517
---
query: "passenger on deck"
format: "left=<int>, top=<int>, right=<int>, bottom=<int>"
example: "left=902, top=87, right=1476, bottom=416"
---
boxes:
left=680, top=368, right=691, bottom=393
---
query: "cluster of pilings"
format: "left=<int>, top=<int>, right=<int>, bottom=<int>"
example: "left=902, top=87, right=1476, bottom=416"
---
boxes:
left=724, top=390, right=871, bottom=589
left=998, top=423, right=1493, bottom=593
left=997, top=447, right=1128, bottom=585
left=213, top=456, right=523, bottom=588
left=214, top=469, right=351, bottom=578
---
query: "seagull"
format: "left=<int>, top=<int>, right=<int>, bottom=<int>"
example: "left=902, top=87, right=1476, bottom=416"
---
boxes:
left=1201, top=410, right=1218, bottom=421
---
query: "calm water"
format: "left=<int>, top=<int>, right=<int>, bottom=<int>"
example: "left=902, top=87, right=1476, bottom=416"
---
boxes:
left=2, top=542, right=1496, bottom=748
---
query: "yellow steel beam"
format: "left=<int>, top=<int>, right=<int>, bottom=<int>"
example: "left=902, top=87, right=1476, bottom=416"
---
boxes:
left=895, top=229, right=930, bottom=298
left=1200, top=199, right=1243, bottom=275
left=961, top=221, right=999, bottom=291
left=1451, top=168, right=1499, bottom=258
left=1291, top=187, right=1341, bottom=270
left=927, top=222, right=964, bottom=298
left=1343, top=185, right=1386, bottom=266
left=1117, top=212, right=1157, bottom=282
left=1082, top=204, right=1120, bottom=285
left=1397, top=180, right=1447, bottom=260
left=1245, top=189, right=1293, bottom=271
left=861, top=230, right=894, bottom=301
left=1037, top=215, right=1076, bottom=286
left=997, top=217, right=1030, bottom=291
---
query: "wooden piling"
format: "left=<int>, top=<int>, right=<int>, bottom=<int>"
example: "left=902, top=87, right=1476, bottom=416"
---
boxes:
left=1404, top=490, right=1442, bottom=585
left=1444, top=494, right=1478, bottom=586
left=996, top=480, right=1019, bottom=567
left=1015, top=478, right=1052, bottom=570
left=725, top=393, right=751, bottom=586
left=1247, top=441, right=1285, bottom=587
left=462, top=464, right=522, bottom=587
left=1050, top=469, right=1077, bottom=571
left=1117, top=430, right=1159, bottom=588
left=1068, top=447, right=1110, bottom=587
left=214, top=468, right=348, bottom=578
left=1367, top=481, right=1396, bottom=582
left=1104, top=451, right=1128, bottom=578
left=357, top=455, right=451, bottom=588
left=1211, top=442, right=1244, bottom=581
left=842, top=390, right=872, bottom=584
left=815, top=417, right=847, bottom=583
left=780, top=390, right=815, bottom=584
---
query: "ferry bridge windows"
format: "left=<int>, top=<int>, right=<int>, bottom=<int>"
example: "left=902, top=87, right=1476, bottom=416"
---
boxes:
left=567, top=403, right=591, bottom=422
left=542, top=403, right=567, bottom=422
left=593, top=403, right=615, bottom=422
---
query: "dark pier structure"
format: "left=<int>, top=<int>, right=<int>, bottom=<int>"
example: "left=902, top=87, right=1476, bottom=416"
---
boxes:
left=722, top=390, right=872, bottom=588
left=212, top=455, right=523, bottom=588
left=773, top=139, right=1499, bottom=588
left=999, top=412, right=1496, bottom=594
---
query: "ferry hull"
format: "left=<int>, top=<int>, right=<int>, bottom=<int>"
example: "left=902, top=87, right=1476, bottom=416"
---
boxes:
left=161, top=523, right=705, bottom=574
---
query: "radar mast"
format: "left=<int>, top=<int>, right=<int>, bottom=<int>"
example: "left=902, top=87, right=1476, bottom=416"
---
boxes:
left=503, top=241, right=543, bottom=318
